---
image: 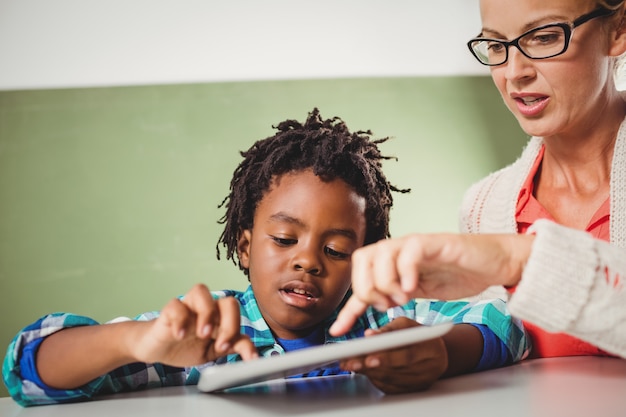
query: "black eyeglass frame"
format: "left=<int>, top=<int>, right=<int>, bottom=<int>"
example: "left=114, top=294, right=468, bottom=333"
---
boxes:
left=467, top=7, right=617, bottom=66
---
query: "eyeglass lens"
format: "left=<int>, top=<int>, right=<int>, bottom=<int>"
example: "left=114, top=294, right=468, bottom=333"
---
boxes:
left=470, top=24, right=568, bottom=65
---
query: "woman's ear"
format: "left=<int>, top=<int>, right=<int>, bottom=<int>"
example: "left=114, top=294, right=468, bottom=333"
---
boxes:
left=610, top=7, right=626, bottom=56
left=237, top=229, right=252, bottom=269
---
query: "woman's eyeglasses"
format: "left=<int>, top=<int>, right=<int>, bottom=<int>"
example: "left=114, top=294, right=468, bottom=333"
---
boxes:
left=467, top=8, right=616, bottom=66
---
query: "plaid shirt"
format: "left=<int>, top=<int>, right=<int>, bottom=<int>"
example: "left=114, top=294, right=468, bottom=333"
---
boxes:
left=3, top=286, right=529, bottom=406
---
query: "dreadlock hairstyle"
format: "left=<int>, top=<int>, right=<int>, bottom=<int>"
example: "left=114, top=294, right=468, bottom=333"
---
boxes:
left=216, top=108, right=409, bottom=275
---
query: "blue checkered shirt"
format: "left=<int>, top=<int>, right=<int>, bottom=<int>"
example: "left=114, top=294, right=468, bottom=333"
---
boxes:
left=3, top=285, right=529, bottom=406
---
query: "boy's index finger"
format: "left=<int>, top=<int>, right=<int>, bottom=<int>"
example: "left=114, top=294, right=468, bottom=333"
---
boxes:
left=329, top=296, right=368, bottom=336
left=181, top=284, right=217, bottom=338
left=213, top=297, right=243, bottom=352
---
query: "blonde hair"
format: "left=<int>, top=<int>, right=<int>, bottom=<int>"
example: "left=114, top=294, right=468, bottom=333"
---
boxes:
left=599, top=0, right=626, bottom=89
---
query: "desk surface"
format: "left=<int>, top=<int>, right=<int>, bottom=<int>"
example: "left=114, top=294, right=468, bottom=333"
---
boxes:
left=2, top=356, right=625, bottom=417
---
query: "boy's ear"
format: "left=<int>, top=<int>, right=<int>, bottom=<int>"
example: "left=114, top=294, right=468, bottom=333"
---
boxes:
left=237, top=229, right=252, bottom=269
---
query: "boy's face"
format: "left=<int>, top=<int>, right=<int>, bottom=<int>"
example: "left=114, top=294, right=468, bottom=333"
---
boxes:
left=237, top=169, right=367, bottom=340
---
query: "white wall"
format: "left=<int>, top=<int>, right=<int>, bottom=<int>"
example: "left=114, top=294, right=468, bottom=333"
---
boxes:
left=0, top=0, right=488, bottom=90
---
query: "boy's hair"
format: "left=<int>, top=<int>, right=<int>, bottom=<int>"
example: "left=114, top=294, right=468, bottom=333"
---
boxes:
left=217, top=108, right=409, bottom=275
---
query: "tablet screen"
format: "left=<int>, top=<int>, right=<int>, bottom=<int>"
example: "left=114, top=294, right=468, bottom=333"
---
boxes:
left=198, top=322, right=453, bottom=393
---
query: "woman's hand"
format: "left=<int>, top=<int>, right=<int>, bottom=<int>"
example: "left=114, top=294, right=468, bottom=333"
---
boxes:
left=330, top=233, right=533, bottom=336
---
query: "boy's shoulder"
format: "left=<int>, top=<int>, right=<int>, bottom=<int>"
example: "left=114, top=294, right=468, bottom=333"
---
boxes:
left=211, top=288, right=243, bottom=298
left=211, top=286, right=264, bottom=323
left=211, top=288, right=250, bottom=303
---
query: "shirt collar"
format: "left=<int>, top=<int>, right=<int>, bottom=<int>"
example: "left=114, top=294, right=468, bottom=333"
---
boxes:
left=516, top=144, right=610, bottom=233
left=235, top=286, right=356, bottom=346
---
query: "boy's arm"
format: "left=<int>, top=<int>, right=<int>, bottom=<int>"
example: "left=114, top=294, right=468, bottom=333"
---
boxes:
left=441, top=323, right=484, bottom=377
left=414, top=298, right=531, bottom=362
left=340, top=319, right=484, bottom=394
left=3, top=284, right=258, bottom=406
left=36, top=320, right=153, bottom=389
left=340, top=298, right=528, bottom=394
left=36, top=287, right=255, bottom=390
left=5, top=314, right=197, bottom=407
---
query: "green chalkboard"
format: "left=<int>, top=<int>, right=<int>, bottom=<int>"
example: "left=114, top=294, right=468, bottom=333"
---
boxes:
left=0, top=76, right=527, bottom=398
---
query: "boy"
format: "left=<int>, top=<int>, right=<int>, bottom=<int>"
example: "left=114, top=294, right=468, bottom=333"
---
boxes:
left=3, top=109, right=529, bottom=406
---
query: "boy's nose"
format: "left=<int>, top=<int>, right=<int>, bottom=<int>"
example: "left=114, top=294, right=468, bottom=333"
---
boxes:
left=293, top=246, right=323, bottom=275
left=294, top=263, right=321, bottom=275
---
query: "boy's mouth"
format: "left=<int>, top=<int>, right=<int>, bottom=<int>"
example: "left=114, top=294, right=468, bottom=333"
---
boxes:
left=279, top=282, right=320, bottom=308
left=283, top=287, right=314, bottom=299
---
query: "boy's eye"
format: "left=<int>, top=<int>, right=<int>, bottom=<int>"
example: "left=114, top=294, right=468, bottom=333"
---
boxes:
left=271, top=236, right=297, bottom=246
left=324, top=246, right=349, bottom=260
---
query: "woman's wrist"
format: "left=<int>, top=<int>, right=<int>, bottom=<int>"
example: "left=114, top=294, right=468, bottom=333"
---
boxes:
left=503, top=234, right=535, bottom=288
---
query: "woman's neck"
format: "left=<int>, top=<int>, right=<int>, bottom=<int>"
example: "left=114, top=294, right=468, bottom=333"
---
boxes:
left=540, top=95, right=625, bottom=185
left=533, top=96, right=625, bottom=228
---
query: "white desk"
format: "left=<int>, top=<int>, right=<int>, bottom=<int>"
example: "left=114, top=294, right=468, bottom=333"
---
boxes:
left=2, top=357, right=625, bottom=417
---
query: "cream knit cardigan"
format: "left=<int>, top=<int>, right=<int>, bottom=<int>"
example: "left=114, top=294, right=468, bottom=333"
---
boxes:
left=459, top=117, right=626, bottom=358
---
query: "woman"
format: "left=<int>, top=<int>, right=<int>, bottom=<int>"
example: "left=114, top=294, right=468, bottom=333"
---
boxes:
left=331, top=0, right=626, bottom=360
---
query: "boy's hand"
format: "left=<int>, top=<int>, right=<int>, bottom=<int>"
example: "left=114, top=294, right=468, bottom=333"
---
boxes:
left=339, top=318, right=447, bottom=394
left=131, top=284, right=258, bottom=366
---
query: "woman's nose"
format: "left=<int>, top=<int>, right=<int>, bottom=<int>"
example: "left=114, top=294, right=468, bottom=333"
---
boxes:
left=504, top=47, right=536, bottom=81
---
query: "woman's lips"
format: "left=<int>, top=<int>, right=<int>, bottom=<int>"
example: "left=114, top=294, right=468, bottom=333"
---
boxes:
left=512, top=94, right=550, bottom=117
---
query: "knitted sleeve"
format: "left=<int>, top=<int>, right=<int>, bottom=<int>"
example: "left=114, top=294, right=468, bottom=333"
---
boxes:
left=509, top=219, right=626, bottom=358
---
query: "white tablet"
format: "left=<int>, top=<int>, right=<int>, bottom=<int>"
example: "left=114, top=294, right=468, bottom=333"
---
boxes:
left=197, top=322, right=453, bottom=393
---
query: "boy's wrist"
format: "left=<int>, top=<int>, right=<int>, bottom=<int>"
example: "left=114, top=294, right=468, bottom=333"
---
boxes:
left=441, top=324, right=482, bottom=377
left=115, top=320, right=151, bottom=364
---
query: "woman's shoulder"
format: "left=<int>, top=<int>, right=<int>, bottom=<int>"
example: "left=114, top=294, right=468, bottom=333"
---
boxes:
left=468, top=136, right=542, bottom=195
left=459, top=137, right=542, bottom=233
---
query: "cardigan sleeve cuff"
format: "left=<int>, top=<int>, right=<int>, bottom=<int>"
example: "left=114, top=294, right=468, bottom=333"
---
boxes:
left=508, top=219, right=597, bottom=332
